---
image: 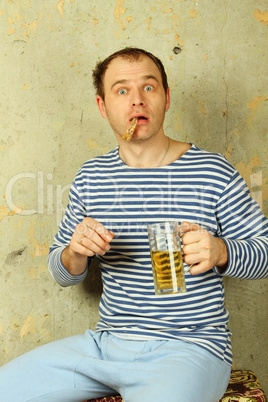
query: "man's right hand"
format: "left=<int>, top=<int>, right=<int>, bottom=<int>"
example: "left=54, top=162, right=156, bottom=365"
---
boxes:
left=61, top=217, right=114, bottom=276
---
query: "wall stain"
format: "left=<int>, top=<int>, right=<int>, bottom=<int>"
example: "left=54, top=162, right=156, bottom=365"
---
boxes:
left=10, top=318, right=20, bottom=333
left=173, top=12, right=182, bottom=26
left=87, top=139, right=99, bottom=148
left=254, top=9, right=268, bottom=25
left=12, top=217, right=25, bottom=229
left=172, top=13, right=184, bottom=46
left=57, top=0, right=65, bottom=18
left=0, top=204, right=21, bottom=222
left=28, top=264, right=48, bottom=279
left=190, top=9, right=198, bottom=18
left=114, top=0, right=126, bottom=22
left=20, top=315, right=35, bottom=339
left=5, top=246, right=27, bottom=265
left=114, top=30, right=120, bottom=39
left=8, top=27, right=15, bottom=35
left=146, top=16, right=152, bottom=31
left=124, top=16, right=133, bottom=23
left=160, top=7, right=184, bottom=46
left=114, top=0, right=132, bottom=37
left=174, top=31, right=184, bottom=47
left=236, top=154, right=261, bottom=188
left=93, top=15, right=99, bottom=26
left=225, top=146, right=232, bottom=160
left=6, top=5, right=42, bottom=42
left=87, top=139, right=109, bottom=153
left=0, top=323, right=5, bottom=335
left=39, top=314, right=52, bottom=342
left=195, top=98, right=208, bottom=118
left=32, top=241, right=49, bottom=258
left=234, top=129, right=239, bottom=136
left=27, top=220, right=49, bottom=258
left=247, top=95, right=268, bottom=126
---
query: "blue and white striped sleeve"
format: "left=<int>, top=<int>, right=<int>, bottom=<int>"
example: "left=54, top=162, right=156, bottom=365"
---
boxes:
left=214, top=170, right=268, bottom=279
left=48, top=175, right=91, bottom=287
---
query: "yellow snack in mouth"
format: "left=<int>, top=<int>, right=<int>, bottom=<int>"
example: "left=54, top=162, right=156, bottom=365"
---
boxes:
left=121, top=117, right=138, bottom=141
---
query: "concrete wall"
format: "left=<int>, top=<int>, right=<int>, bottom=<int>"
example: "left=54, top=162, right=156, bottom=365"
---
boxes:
left=0, top=0, right=267, bottom=394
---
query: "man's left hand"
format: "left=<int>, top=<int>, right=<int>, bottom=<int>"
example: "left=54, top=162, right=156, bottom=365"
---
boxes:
left=180, top=221, right=228, bottom=275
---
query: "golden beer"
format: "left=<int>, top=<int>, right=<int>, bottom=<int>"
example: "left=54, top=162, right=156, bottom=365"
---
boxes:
left=151, top=250, right=186, bottom=294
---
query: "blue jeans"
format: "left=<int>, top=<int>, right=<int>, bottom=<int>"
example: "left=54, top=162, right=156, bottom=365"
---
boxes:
left=0, top=330, right=231, bottom=402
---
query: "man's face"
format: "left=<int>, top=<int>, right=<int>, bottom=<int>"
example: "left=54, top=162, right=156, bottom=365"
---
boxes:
left=97, top=55, right=170, bottom=142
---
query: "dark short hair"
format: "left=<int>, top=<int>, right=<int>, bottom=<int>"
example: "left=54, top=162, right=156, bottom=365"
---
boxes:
left=92, top=47, right=169, bottom=100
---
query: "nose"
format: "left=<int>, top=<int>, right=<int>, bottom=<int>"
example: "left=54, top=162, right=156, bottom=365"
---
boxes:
left=131, top=88, right=145, bottom=107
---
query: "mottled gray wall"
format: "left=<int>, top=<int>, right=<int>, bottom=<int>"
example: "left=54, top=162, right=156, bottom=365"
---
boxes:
left=0, top=0, right=267, bottom=394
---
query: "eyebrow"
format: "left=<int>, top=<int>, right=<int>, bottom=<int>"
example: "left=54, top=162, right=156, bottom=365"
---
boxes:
left=111, top=75, right=160, bottom=90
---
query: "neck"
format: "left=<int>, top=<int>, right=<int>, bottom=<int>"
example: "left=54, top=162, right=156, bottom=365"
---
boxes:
left=118, top=135, right=170, bottom=168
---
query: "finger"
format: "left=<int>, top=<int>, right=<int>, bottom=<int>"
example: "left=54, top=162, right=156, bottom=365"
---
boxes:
left=95, top=224, right=114, bottom=242
left=74, top=227, right=111, bottom=255
left=88, top=227, right=113, bottom=250
left=74, top=221, right=105, bottom=240
left=71, top=232, right=111, bottom=257
left=181, top=224, right=210, bottom=246
left=188, top=262, right=211, bottom=275
left=182, top=231, right=204, bottom=246
left=73, top=219, right=114, bottom=257
left=183, top=251, right=201, bottom=267
left=180, top=221, right=201, bottom=233
left=69, top=238, right=96, bottom=258
left=83, top=218, right=114, bottom=242
left=80, top=236, right=110, bottom=256
left=75, top=219, right=114, bottom=245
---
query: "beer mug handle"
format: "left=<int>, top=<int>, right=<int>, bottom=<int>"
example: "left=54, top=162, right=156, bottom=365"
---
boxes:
left=179, top=229, right=194, bottom=273
left=184, top=264, right=193, bottom=273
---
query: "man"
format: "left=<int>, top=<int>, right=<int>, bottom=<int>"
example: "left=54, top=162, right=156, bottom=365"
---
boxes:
left=0, top=47, right=267, bottom=402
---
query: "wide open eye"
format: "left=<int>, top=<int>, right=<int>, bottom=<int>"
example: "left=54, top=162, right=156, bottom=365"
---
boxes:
left=118, top=88, right=127, bottom=95
left=144, top=85, right=153, bottom=92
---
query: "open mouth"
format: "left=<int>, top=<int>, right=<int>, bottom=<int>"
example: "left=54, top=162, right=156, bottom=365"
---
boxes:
left=131, top=116, right=148, bottom=121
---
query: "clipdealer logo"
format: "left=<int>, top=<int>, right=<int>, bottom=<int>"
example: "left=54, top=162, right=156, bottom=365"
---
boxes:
left=4, top=169, right=264, bottom=231
left=5, top=171, right=70, bottom=225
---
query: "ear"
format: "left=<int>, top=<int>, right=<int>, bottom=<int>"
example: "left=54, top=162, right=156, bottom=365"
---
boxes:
left=165, top=87, right=170, bottom=112
left=96, top=96, right=107, bottom=119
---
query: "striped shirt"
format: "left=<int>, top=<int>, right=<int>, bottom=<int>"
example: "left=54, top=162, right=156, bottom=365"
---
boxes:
left=48, top=144, right=268, bottom=366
